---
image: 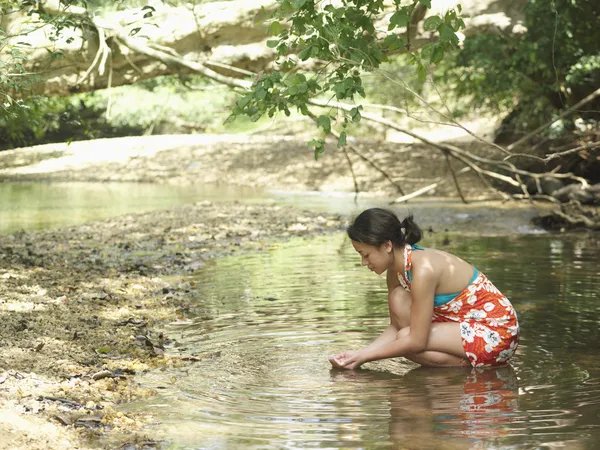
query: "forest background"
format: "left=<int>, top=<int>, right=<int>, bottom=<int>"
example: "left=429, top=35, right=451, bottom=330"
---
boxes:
left=0, top=0, right=598, bottom=229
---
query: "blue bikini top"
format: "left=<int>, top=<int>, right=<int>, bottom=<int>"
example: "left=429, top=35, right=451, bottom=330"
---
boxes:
left=407, top=244, right=479, bottom=306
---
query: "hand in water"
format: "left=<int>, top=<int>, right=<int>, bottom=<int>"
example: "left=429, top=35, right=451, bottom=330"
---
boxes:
left=328, top=350, right=364, bottom=370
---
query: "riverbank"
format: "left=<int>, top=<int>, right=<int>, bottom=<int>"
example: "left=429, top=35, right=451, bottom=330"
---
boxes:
left=0, top=201, right=347, bottom=449
left=0, top=134, right=493, bottom=197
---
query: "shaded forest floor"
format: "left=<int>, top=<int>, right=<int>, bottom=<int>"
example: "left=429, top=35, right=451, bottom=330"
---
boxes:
left=0, top=133, right=556, bottom=449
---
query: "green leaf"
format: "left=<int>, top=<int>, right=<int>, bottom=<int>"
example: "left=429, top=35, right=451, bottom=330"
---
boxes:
left=337, top=131, right=347, bottom=148
left=309, top=139, right=325, bottom=160
left=418, top=0, right=432, bottom=7
left=269, top=21, right=281, bottom=36
left=237, top=95, right=252, bottom=109
left=308, top=138, right=325, bottom=160
left=388, top=9, right=409, bottom=30
left=316, top=115, right=331, bottom=133
left=291, top=0, right=307, bottom=8
left=298, top=46, right=312, bottom=60
left=266, top=39, right=279, bottom=48
left=423, top=16, right=443, bottom=31
left=297, top=82, right=308, bottom=94
left=255, top=88, right=267, bottom=100
left=430, top=45, right=444, bottom=63
left=439, top=24, right=458, bottom=45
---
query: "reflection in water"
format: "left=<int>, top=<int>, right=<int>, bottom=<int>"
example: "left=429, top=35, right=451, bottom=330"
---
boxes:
left=1, top=181, right=546, bottom=236
left=329, top=366, right=519, bottom=449
left=120, top=233, right=600, bottom=449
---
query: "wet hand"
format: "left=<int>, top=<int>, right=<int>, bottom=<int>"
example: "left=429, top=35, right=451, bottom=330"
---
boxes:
left=328, top=350, right=364, bottom=370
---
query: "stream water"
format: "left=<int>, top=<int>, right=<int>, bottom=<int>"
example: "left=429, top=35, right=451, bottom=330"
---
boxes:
left=0, top=182, right=545, bottom=236
left=2, top=181, right=597, bottom=448
left=122, top=232, right=600, bottom=449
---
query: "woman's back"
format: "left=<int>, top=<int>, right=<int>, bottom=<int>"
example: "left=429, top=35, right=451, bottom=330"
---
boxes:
left=404, top=246, right=477, bottom=296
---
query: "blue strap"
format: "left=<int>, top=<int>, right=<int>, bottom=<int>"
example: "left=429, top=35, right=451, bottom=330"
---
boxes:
left=433, top=269, right=479, bottom=306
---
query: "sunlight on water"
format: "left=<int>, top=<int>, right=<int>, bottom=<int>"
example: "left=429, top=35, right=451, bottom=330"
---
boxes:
left=0, top=181, right=545, bottom=236
left=0, top=182, right=265, bottom=234
left=123, top=233, right=600, bottom=449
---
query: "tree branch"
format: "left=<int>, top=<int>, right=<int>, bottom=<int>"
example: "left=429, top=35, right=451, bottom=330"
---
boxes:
left=391, top=167, right=471, bottom=203
left=506, top=87, right=600, bottom=153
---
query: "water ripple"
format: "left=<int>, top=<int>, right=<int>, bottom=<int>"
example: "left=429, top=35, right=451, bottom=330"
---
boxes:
left=122, top=234, right=600, bottom=449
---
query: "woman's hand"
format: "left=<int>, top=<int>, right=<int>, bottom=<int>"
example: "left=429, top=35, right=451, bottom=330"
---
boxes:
left=328, top=350, right=366, bottom=370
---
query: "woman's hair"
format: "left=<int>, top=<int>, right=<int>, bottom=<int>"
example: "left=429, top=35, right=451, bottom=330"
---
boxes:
left=347, top=208, right=422, bottom=247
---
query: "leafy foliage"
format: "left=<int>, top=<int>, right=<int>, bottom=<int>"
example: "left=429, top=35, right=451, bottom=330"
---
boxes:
left=0, top=75, right=242, bottom=150
left=228, top=0, right=465, bottom=157
left=438, top=0, right=600, bottom=132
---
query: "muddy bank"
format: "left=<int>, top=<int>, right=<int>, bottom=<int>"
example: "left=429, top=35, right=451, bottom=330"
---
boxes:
left=0, top=134, right=492, bottom=197
left=0, top=201, right=345, bottom=449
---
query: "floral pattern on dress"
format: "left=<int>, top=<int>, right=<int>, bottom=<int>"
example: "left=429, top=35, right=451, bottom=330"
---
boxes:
left=400, top=244, right=520, bottom=368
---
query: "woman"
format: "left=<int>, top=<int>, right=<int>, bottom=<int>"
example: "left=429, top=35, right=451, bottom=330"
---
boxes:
left=329, top=208, right=519, bottom=370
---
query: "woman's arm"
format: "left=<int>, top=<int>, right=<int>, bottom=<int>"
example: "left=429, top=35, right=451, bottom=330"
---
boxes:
left=363, top=324, right=399, bottom=352
left=336, top=262, right=437, bottom=368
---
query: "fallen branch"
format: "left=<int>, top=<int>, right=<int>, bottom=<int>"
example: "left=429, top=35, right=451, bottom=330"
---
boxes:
left=543, top=140, right=600, bottom=162
left=391, top=167, right=471, bottom=203
left=506, top=87, right=600, bottom=152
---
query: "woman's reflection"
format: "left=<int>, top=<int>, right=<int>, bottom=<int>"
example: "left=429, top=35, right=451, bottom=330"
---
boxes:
left=331, top=364, right=519, bottom=448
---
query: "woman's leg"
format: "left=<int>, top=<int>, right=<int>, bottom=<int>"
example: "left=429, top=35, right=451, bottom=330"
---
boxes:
left=397, top=323, right=469, bottom=368
left=388, top=286, right=412, bottom=329
left=389, top=287, right=469, bottom=367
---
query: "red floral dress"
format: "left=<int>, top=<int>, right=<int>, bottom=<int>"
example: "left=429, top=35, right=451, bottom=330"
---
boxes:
left=398, top=244, right=520, bottom=368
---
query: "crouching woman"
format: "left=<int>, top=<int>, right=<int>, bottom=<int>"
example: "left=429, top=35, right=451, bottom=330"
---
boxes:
left=329, top=208, right=519, bottom=370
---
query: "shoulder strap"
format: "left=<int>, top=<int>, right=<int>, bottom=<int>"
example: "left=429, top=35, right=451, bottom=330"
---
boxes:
left=397, top=244, right=413, bottom=291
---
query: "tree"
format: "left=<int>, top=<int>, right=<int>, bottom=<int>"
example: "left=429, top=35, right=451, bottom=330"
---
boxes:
left=1, top=0, right=599, bottom=229
left=226, top=0, right=597, bottom=212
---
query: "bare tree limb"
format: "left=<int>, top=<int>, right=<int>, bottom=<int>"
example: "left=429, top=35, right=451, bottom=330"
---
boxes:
left=392, top=167, right=471, bottom=203
left=445, top=153, right=468, bottom=203
left=506, top=87, right=600, bottom=153
left=543, top=140, right=600, bottom=162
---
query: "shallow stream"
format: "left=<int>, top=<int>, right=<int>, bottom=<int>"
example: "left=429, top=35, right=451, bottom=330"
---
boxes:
left=2, top=180, right=597, bottom=448
left=0, top=182, right=545, bottom=236
left=123, top=232, right=600, bottom=449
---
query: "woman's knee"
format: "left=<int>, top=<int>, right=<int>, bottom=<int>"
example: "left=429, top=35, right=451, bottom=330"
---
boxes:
left=389, top=287, right=412, bottom=328
left=408, top=351, right=467, bottom=368
left=396, top=326, right=410, bottom=340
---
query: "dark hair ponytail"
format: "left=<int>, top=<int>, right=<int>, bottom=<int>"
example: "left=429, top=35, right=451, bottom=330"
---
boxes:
left=400, top=215, right=422, bottom=245
left=347, top=208, right=422, bottom=247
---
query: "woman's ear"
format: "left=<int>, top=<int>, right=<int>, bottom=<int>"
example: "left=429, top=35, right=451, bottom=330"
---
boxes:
left=384, top=240, right=393, bottom=253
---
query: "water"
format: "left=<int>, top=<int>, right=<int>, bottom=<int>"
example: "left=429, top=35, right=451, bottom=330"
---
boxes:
left=0, top=182, right=266, bottom=234
left=123, top=233, right=600, bottom=449
left=0, top=182, right=544, bottom=236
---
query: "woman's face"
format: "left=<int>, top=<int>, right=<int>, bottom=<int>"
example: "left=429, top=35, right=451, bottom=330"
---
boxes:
left=351, top=240, right=393, bottom=275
